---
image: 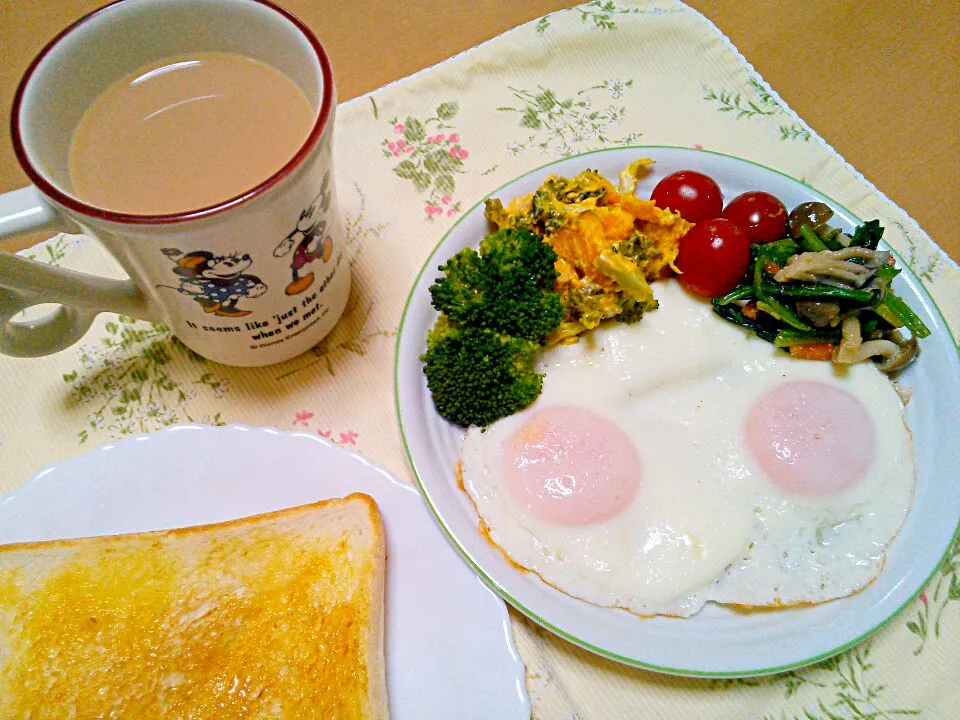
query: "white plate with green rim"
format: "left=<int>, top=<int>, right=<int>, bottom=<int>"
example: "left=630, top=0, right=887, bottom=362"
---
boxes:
left=394, top=146, right=960, bottom=677
left=0, top=424, right=530, bottom=717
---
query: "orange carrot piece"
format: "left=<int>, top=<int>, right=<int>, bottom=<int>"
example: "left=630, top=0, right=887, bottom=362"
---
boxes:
left=788, top=343, right=834, bottom=361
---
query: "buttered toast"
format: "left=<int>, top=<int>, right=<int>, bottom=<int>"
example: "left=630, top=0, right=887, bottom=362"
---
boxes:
left=0, top=494, right=388, bottom=719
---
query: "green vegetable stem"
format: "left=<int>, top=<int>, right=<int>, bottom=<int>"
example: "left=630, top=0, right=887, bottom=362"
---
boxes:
left=710, top=215, right=929, bottom=371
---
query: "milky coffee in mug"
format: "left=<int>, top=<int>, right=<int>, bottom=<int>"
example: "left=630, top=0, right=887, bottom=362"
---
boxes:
left=0, top=0, right=350, bottom=366
left=69, top=51, right=315, bottom=216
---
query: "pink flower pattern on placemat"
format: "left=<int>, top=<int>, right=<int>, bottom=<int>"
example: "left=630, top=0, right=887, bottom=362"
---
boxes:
left=289, top=410, right=360, bottom=447
left=292, top=410, right=313, bottom=427
left=378, top=101, right=468, bottom=220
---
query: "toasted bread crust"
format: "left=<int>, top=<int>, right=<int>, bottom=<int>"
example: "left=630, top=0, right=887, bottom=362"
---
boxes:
left=0, top=495, right=388, bottom=719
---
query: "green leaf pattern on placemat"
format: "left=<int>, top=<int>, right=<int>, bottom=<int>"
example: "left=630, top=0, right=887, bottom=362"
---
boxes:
left=714, top=644, right=921, bottom=719
left=15, top=236, right=85, bottom=322
left=906, top=537, right=960, bottom=655
left=276, top=298, right=394, bottom=380
left=536, top=0, right=639, bottom=33
left=22, top=235, right=79, bottom=266
left=499, top=81, right=641, bottom=157
left=534, top=1, right=683, bottom=34
left=895, top=220, right=943, bottom=284
left=767, top=645, right=921, bottom=719
left=704, top=78, right=811, bottom=142
left=63, top=316, right=226, bottom=443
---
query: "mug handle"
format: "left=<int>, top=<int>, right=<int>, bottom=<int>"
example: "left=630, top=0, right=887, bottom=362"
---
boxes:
left=0, top=186, right=157, bottom=357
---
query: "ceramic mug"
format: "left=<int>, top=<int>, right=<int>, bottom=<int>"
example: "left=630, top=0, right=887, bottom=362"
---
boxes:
left=0, top=0, right=350, bottom=366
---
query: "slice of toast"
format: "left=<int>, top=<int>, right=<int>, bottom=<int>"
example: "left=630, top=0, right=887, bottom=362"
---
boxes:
left=0, top=494, right=388, bottom=719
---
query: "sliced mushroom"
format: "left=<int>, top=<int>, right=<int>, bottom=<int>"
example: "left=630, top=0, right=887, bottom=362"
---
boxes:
left=858, top=339, right=907, bottom=371
left=879, top=332, right=919, bottom=373
left=774, top=247, right=890, bottom=288
left=832, top=315, right=919, bottom=372
left=795, top=300, right=841, bottom=327
left=834, top=314, right=865, bottom=364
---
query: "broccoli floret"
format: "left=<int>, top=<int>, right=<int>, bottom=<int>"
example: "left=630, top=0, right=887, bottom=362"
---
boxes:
left=562, top=287, right=623, bottom=329
left=614, top=231, right=662, bottom=264
left=483, top=171, right=610, bottom=234
left=483, top=198, right=513, bottom=230
left=530, top=173, right=608, bottom=233
left=596, top=249, right=656, bottom=308
left=561, top=279, right=656, bottom=329
left=423, top=228, right=564, bottom=426
left=420, top=317, right=543, bottom=427
left=428, top=228, right=563, bottom=342
left=616, top=296, right=656, bottom=324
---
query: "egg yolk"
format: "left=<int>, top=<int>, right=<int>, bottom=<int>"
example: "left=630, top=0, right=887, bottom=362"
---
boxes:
left=503, top=406, right=640, bottom=526
left=745, top=380, right=876, bottom=496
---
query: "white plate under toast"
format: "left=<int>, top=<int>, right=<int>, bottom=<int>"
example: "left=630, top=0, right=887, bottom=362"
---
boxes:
left=394, top=145, right=960, bottom=677
left=0, top=424, right=530, bottom=718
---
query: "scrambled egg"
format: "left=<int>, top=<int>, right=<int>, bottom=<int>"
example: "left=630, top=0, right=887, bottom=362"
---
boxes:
left=484, top=159, right=691, bottom=344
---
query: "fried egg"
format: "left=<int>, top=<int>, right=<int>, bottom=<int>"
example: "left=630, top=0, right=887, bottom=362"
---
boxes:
left=459, top=280, right=915, bottom=617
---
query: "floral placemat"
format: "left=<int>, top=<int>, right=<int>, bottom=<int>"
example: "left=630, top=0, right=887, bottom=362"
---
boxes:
left=2, top=1, right=958, bottom=716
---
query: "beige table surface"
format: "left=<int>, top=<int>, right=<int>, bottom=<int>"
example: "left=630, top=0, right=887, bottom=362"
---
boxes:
left=0, top=0, right=958, bottom=263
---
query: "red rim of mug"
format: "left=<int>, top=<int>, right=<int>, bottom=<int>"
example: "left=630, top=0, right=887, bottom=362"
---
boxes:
left=9, top=0, right=335, bottom=226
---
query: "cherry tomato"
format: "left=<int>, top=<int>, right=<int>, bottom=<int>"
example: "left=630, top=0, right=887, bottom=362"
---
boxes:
left=675, top=218, right=750, bottom=297
left=650, top=170, right=723, bottom=223
left=721, top=191, right=788, bottom=243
